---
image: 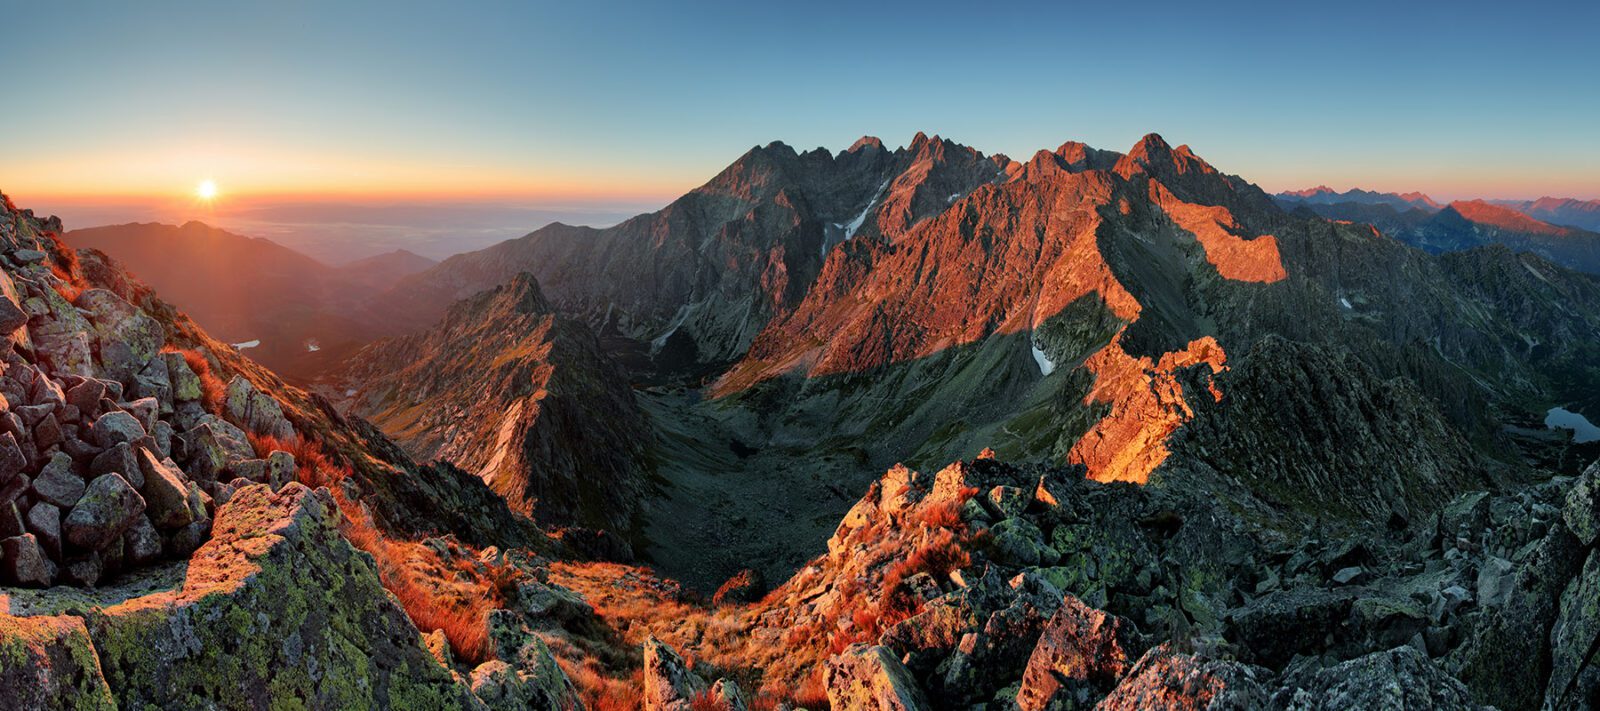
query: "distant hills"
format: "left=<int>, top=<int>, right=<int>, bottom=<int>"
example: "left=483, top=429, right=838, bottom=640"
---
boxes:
left=64, top=221, right=435, bottom=381
left=1276, top=188, right=1600, bottom=274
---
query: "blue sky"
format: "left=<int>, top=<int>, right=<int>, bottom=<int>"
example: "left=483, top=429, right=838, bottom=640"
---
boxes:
left=2, top=0, right=1596, bottom=245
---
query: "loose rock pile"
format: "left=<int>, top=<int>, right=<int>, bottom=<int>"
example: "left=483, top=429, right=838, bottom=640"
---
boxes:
left=0, top=202, right=299, bottom=587
left=739, top=453, right=1600, bottom=710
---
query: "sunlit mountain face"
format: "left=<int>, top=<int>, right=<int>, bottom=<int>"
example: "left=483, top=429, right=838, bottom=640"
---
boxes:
left=3, top=2, right=1600, bottom=709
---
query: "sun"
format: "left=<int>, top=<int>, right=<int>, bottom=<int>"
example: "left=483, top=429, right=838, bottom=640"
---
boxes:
left=195, top=179, right=218, bottom=201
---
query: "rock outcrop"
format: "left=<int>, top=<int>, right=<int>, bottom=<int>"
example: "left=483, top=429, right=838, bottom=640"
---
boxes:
left=1, top=483, right=476, bottom=709
left=334, top=273, right=652, bottom=532
left=0, top=198, right=311, bottom=588
left=826, top=643, right=931, bottom=711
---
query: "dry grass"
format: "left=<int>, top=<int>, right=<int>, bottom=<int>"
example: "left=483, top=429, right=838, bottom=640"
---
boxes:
left=244, top=432, right=350, bottom=488
left=248, top=428, right=506, bottom=667
left=564, top=661, right=644, bottom=711
left=793, top=667, right=830, bottom=709
left=51, top=279, right=82, bottom=304
left=337, top=492, right=504, bottom=665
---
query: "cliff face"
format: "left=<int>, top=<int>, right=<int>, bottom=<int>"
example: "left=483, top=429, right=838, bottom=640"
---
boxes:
left=370, top=134, right=1015, bottom=367
left=335, top=272, right=652, bottom=532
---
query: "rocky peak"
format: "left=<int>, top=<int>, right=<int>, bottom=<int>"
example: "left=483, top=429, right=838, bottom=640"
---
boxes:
left=1448, top=199, right=1572, bottom=236
left=847, top=135, right=886, bottom=153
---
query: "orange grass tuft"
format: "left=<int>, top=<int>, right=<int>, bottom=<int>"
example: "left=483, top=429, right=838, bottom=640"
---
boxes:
left=335, top=491, right=501, bottom=665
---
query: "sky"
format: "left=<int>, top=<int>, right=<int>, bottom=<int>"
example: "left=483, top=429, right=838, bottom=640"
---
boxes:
left=2, top=1, right=1597, bottom=260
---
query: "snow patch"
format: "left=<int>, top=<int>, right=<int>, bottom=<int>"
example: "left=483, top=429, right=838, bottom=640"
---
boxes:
left=305, top=340, right=322, bottom=352
left=1522, top=260, right=1555, bottom=286
left=1339, top=297, right=1353, bottom=310
left=824, top=179, right=892, bottom=256
left=947, top=192, right=962, bottom=203
left=651, top=303, right=694, bottom=353
left=232, top=339, right=260, bottom=350
left=1031, top=342, right=1055, bottom=376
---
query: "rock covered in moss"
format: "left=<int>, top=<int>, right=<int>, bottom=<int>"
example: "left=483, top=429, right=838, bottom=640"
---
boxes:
left=826, top=643, right=932, bottom=711
left=1547, top=548, right=1600, bottom=710
left=1270, top=646, right=1486, bottom=710
left=1097, top=643, right=1270, bottom=710
left=0, top=613, right=116, bottom=710
left=1016, top=594, right=1144, bottom=710
left=62, top=473, right=144, bottom=550
left=85, top=483, right=475, bottom=709
left=468, top=636, right=583, bottom=710
left=643, top=635, right=708, bottom=710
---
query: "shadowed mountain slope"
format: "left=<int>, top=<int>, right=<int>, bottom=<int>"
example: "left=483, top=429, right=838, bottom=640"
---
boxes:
left=332, top=272, right=652, bottom=533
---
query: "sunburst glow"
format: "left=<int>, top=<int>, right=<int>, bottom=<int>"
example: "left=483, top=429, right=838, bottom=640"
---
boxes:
left=195, top=179, right=218, bottom=201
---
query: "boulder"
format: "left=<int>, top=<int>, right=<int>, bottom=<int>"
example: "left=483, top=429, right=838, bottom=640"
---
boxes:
left=62, top=473, right=145, bottom=550
left=137, top=449, right=194, bottom=530
left=1269, top=646, right=1485, bottom=710
left=266, top=450, right=296, bottom=490
left=1565, top=461, right=1600, bottom=547
left=1, top=533, right=56, bottom=586
left=643, top=635, right=707, bottom=711
left=85, top=484, right=475, bottom=708
left=516, top=579, right=594, bottom=624
left=224, top=375, right=295, bottom=441
left=1098, top=643, right=1271, bottom=711
left=1453, top=525, right=1584, bottom=710
left=32, top=451, right=86, bottom=508
left=122, top=397, right=160, bottom=433
left=77, top=288, right=163, bottom=381
left=24, top=501, right=61, bottom=559
left=826, top=643, right=932, bottom=711
left=64, top=379, right=108, bottom=419
left=88, top=410, right=145, bottom=449
left=989, top=517, right=1056, bottom=567
left=132, top=357, right=173, bottom=415
left=0, top=291, right=27, bottom=333
left=33, top=412, right=62, bottom=451
left=0, top=431, right=26, bottom=485
left=1016, top=595, right=1145, bottom=710
left=467, top=636, right=582, bottom=710
left=0, top=614, right=117, bottom=709
left=0, top=500, right=25, bottom=538
left=163, top=351, right=203, bottom=402
left=710, top=679, right=749, bottom=711
left=1547, top=549, right=1600, bottom=709
left=62, top=552, right=104, bottom=587
left=122, top=514, right=162, bottom=564
left=89, top=441, right=140, bottom=485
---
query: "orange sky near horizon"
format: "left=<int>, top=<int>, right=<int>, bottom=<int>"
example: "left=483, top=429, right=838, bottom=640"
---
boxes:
left=10, top=145, right=1594, bottom=208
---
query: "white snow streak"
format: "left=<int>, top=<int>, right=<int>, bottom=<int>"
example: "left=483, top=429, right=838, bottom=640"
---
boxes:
left=651, top=303, right=694, bottom=353
left=1031, top=342, right=1055, bottom=376
left=232, top=339, right=260, bottom=350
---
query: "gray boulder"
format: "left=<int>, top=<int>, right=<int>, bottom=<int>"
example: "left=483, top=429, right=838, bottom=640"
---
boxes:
left=826, top=643, right=931, bottom=711
left=1269, top=646, right=1486, bottom=710
left=88, top=410, right=145, bottom=449
left=32, top=452, right=85, bottom=508
left=62, top=472, right=145, bottom=550
left=137, top=448, right=194, bottom=530
left=1, top=533, right=56, bottom=586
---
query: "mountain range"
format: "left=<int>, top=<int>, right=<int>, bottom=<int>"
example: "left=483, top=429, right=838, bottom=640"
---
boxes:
left=4, top=132, right=1600, bottom=709
left=64, top=221, right=435, bottom=381
left=1276, top=188, right=1600, bottom=274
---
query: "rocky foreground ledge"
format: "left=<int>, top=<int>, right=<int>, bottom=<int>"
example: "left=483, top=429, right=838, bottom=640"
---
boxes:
left=1, top=483, right=489, bottom=709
